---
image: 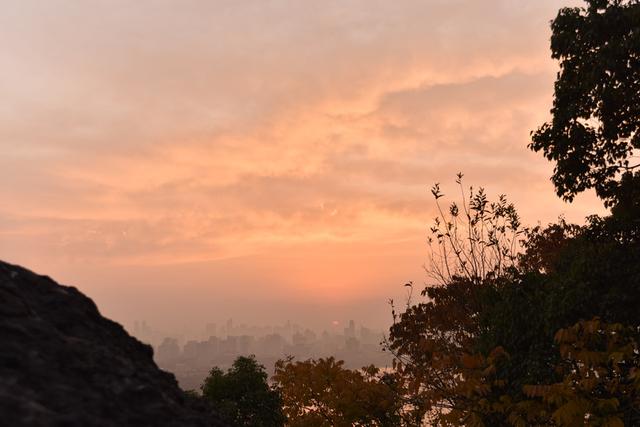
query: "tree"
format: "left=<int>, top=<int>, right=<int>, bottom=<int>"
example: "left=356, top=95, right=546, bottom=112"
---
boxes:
left=381, top=2, right=640, bottom=425
left=385, top=177, right=525, bottom=426
left=530, top=0, right=640, bottom=206
left=273, top=357, right=408, bottom=426
left=201, top=356, right=285, bottom=427
left=426, top=173, right=522, bottom=286
left=385, top=179, right=640, bottom=426
left=521, top=318, right=640, bottom=426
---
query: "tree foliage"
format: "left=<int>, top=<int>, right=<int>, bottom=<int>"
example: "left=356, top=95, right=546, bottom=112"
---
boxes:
left=201, top=356, right=285, bottom=427
left=385, top=178, right=525, bottom=426
left=521, top=318, right=640, bottom=426
left=427, top=173, right=522, bottom=286
left=385, top=174, right=640, bottom=425
left=273, top=357, right=409, bottom=426
left=530, top=0, right=640, bottom=206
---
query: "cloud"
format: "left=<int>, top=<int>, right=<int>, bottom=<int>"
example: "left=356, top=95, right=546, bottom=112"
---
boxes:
left=0, top=0, right=604, bottom=330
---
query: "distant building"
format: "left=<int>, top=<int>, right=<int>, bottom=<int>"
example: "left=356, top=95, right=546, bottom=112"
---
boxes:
left=201, top=336, right=219, bottom=362
left=345, top=336, right=360, bottom=352
left=220, top=335, right=238, bottom=355
left=344, top=320, right=356, bottom=338
left=157, top=337, right=180, bottom=361
left=360, top=326, right=379, bottom=346
left=183, top=340, right=200, bottom=359
left=261, top=333, right=285, bottom=356
left=238, top=335, right=255, bottom=355
left=205, top=323, right=217, bottom=338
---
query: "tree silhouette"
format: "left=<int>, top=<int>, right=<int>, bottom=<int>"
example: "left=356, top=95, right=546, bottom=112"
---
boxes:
left=383, top=2, right=640, bottom=424
left=530, top=0, right=640, bottom=207
left=201, top=356, right=285, bottom=427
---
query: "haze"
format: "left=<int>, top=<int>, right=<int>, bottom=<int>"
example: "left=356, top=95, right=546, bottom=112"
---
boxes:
left=0, top=0, right=603, bottom=338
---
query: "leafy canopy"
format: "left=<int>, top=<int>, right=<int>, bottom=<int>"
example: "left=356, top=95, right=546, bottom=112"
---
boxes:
left=201, top=355, right=285, bottom=427
left=273, top=357, right=409, bottom=427
left=530, top=0, right=640, bottom=206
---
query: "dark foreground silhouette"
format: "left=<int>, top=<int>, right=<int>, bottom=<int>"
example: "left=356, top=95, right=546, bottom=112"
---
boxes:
left=0, top=260, right=227, bottom=427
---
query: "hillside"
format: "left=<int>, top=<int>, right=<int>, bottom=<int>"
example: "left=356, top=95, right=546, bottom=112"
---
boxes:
left=0, top=260, right=227, bottom=427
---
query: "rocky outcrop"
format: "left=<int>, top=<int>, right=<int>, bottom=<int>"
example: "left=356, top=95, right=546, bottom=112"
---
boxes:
left=0, top=260, right=227, bottom=426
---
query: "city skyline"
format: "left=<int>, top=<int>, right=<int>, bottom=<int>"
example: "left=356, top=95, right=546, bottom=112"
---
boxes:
left=148, top=317, right=390, bottom=390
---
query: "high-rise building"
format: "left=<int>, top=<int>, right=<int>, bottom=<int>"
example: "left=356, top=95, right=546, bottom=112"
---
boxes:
left=205, top=323, right=217, bottom=338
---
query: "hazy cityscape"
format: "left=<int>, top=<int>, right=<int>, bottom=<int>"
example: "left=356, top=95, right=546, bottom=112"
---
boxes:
left=5, top=0, right=637, bottom=425
left=132, top=319, right=392, bottom=390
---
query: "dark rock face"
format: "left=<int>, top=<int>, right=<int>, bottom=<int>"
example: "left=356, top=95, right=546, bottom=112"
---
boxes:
left=0, top=260, right=227, bottom=427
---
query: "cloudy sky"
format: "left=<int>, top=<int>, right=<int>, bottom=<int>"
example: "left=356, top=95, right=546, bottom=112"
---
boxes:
left=1, top=0, right=603, bottom=335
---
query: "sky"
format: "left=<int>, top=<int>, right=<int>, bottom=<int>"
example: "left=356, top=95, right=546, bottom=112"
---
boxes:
left=0, top=0, right=604, bottom=337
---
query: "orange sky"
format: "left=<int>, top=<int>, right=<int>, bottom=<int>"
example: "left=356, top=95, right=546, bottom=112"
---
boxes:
left=1, top=0, right=603, bottom=336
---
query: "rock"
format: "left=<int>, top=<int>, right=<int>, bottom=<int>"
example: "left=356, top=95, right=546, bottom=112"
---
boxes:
left=0, top=260, right=228, bottom=427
